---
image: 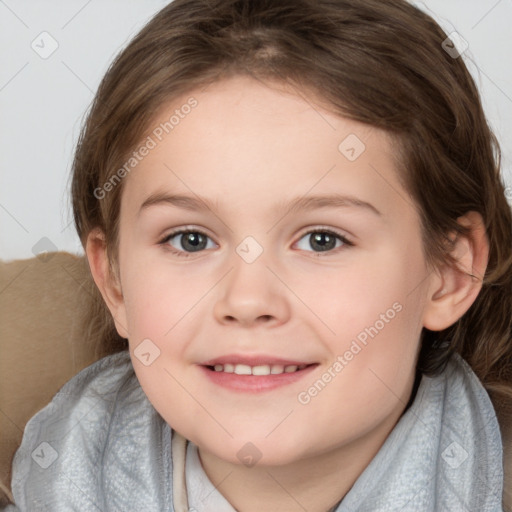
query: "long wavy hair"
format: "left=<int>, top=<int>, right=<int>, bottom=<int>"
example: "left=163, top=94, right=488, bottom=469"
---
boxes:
left=71, top=0, right=512, bottom=417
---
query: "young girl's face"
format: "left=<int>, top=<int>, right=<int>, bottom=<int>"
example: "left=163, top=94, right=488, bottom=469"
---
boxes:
left=110, top=75, right=439, bottom=468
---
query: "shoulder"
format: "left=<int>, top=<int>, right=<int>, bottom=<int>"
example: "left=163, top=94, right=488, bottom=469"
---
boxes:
left=10, top=350, right=173, bottom=510
left=443, top=352, right=501, bottom=426
left=416, top=352, right=503, bottom=453
left=14, top=349, right=137, bottom=451
left=426, top=353, right=503, bottom=509
left=18, top=349, right=139, bottom=442
left=49, top=348, right=136, bottom=404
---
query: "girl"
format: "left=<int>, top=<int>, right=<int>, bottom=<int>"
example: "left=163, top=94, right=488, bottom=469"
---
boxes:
left=6, top=0, right=512, bottom=510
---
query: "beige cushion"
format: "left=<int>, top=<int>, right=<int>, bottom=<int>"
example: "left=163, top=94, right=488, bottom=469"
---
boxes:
left=0, top=252, right=113, bottom=505
left=0, top=252, right=510, bottom=506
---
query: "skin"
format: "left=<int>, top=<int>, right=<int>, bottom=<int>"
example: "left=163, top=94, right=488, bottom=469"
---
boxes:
left=87, top=75, right=489, bottom=512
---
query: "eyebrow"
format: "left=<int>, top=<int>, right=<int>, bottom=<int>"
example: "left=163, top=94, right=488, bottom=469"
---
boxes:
left=138, top=192, right=381, bottom=217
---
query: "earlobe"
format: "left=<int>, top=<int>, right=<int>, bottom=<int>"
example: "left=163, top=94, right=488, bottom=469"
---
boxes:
left=422, top=211, right=489, bottom=331
left=85, top=228, right=129, bottom=339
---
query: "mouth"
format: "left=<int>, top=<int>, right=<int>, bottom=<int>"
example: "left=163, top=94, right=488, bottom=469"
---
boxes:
left=205, top=363, right=311, bottom=375
left=199, top=356, right=319, bottom=393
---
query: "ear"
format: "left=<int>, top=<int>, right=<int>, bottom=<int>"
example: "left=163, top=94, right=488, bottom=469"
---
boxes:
left=422, top=211, right=489, bottom=331
left=85, top=228, right=129, bottom=339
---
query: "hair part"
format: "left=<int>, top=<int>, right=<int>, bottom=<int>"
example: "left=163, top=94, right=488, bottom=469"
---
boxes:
left=71, top=0, right=512, bottom=415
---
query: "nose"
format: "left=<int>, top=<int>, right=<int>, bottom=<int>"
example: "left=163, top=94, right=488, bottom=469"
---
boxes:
left=213, top=255, right=291, bottom=328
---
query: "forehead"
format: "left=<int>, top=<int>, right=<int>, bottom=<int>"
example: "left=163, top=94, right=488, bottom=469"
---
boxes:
left=121, top=75, right=413, bottom=222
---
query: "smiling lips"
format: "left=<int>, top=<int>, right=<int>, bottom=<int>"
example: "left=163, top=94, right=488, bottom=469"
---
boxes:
left=200, top=355, right=318, bottom=392
left=209, top=363, right=309, bottom=375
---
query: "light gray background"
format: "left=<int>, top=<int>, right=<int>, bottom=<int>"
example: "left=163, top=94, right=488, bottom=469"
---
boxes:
left=0, top=0, right=511, bottom=261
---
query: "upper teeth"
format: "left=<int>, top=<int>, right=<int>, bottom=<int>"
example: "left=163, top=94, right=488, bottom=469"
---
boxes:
left=212, top=363, right=307, bottom=375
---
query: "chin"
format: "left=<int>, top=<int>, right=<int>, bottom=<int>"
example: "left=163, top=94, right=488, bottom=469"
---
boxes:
left=196, top=432, right=313, bottom=469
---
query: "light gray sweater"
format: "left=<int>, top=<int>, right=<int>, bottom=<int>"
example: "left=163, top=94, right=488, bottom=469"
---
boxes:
left=3, top=349, right=504, bottom=511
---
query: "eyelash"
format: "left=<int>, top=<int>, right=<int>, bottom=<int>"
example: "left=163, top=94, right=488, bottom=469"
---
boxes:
left=158, top=227, right=354, bottom=258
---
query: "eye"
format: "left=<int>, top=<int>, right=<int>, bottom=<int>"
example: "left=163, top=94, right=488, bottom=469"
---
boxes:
left=295, top=229, right=353, bottom=254
left=159, top=229, right=216, bottom=256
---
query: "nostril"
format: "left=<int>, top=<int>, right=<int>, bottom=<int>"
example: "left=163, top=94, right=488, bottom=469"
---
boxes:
left=221, top=314, right=275, bottom=324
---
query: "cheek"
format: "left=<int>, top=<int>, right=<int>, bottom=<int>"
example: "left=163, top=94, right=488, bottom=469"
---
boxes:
left=119, top=260, right=210, bottom=429
left=291, top=301, right=422, bottom=456
left=295, top=244, right=427, bottom=346
left=293, top=247, right=426, bottom=407
left=120, top=255, right=207, bottom=342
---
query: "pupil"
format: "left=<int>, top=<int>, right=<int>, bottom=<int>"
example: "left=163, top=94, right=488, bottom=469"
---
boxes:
left=311, top=232, right=335, bottom=252
left=182, top=232, right=206, bottom=252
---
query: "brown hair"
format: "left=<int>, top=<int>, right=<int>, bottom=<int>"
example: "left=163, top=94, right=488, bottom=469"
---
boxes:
left=71, top=0, right=512, bottom=413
